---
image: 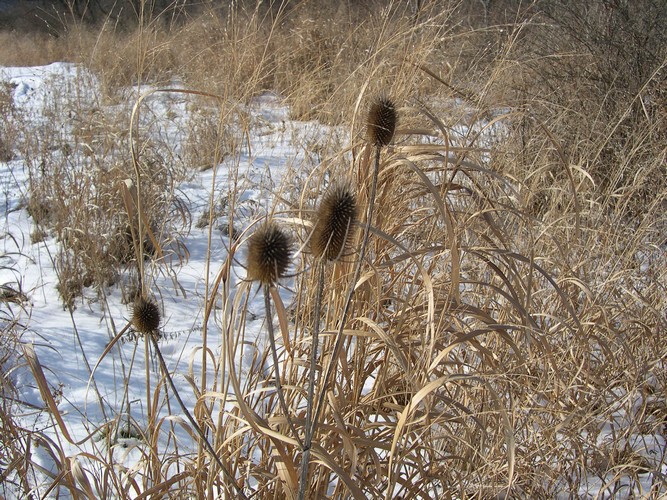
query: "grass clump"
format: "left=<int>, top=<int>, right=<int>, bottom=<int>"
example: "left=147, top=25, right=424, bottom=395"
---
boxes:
left=0, top=81, right=19, bottom=162
left=15, top=77, right=193, bottom=307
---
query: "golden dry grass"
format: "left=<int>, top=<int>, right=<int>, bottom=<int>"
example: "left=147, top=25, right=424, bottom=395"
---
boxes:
left=1, top=0, right=666, bottom=498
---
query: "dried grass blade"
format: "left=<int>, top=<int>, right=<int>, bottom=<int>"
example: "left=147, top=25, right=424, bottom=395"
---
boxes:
left=22, top=343, right=75, bottom=444
left=356, top=316, right=408, bottom=372
left=309, top=443, right=366, bottom=499
left=134, top=472, right=191, bottom=499
left=270, top=285, right=292, bottom=355
left=393, top=157, right=461, bottom=305
left=386, top=374, right=449, bottom=497
left=399, top=144, right=490, bottom=154
left=69, top=455, right=96, bottom=499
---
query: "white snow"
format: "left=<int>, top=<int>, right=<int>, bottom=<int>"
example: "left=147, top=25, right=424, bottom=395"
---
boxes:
left=0, top=62, right=325, bottom=498
left=1, top=62, right=665, bottom=498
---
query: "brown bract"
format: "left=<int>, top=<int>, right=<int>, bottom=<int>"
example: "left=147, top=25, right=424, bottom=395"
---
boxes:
left=311, top=183, right=358, bottom=261
left=246, top=223, right=292, bottom=284
left=367, top=96, right=397, bottom=147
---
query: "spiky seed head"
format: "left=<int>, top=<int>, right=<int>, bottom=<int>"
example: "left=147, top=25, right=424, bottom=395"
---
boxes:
left=131, top=297, right=161, bottom=335
left=246, top=223, right=292, bottom=284
left=367, top=96, right=397, bottom=147
left=312, top=183, right=358, bottom=261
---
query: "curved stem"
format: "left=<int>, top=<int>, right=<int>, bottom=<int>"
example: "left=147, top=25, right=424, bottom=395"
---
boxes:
left=149, top=334, right=248, bottom=500
left=264, top=283, right=303, bottom=447
left=297, top=262, right=326, bottom=499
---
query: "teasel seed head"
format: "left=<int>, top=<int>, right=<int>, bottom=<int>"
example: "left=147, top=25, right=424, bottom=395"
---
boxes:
left=131, top=297, right=161, bottom=336
left=312, top=183, right=358, bottom=261
left=246, top=222, right=292, bottom=284
left=367, top=96, right=397, bottom=147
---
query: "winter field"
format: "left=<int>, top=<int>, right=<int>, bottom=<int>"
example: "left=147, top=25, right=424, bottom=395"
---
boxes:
left=0, top=2, right=666, bottom=499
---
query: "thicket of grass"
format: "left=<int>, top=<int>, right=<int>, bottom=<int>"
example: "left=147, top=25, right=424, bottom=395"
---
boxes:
left=1, top=0, right=665, bottom=497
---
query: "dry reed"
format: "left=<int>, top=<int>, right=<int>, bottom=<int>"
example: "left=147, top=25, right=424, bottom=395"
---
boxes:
left=2, top=1, right=666, bottom=497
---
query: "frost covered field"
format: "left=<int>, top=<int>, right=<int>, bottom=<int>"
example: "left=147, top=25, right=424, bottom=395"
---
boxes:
left=0, top=63, right=341, bottom=498
left=0, top=6, right=666, bottom=499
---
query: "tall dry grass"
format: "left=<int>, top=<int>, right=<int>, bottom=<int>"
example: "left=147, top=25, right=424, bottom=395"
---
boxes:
left=0, top=243, right=34, bottom=498
left=0, top=0, right=665, bottom=497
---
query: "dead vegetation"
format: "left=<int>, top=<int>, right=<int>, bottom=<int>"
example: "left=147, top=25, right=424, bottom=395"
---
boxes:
left=0, top=0, right=665, bottom=497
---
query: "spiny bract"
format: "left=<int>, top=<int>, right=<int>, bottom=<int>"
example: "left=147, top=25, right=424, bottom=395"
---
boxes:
left=312, top=183, right=358, bottom=261
left=246, top=223, right=292, bottom=284
left=367, top=96, right=397, bottom=147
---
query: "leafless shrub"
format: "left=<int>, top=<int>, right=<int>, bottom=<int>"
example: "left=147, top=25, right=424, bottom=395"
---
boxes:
left=497, top=0, right=667, bottom=217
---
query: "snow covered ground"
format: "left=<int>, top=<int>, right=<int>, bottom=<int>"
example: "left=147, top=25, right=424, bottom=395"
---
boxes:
left=0, top=63, right=665, bottom=498
left=0, top=62, right=333, bottom=497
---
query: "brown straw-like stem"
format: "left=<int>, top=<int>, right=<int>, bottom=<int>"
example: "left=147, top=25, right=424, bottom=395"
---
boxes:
left=300, top=97, right=395, bottom=495
left=148, top=334, right=248, bottom=499
left=246, top=222, right=301, bottom=445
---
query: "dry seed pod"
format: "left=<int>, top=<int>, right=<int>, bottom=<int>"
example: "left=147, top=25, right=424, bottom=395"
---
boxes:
left=131, top=297, right=161, bottom=335
left=312, top=183, right=358, bottom=261
left=246, top=223, right=292, bottom=284
left=367, top=96, right=397, bottom=147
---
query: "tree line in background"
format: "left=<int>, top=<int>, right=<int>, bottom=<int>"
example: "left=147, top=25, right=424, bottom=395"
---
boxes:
left=0, top=0, right=664, bottom=211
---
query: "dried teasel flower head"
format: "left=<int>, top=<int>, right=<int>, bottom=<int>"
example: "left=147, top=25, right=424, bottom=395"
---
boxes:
left=366, top=96, right=397, bottom=147
left=311, top=182, right=358, bottom=261
left=246, top=222, right=292, bottom=284
left=131, top=296, right=161, bottom=336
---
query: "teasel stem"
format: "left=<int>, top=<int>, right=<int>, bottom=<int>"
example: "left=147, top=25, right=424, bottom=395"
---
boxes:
left=297, top=261, right=326, bottom=499
left=263, top=283, right=303, bottom=447
left=298, top=155, right=379, bottom=499
left=298, top=183, right=358, bottom=496
left=129, top=97, right=158, bottom=474
left=245, top=222, right=301, bottom=445
left=148, top=334, right=248, bottom=499
left=306, top=97, right=395, bottom=482
left=309, top=146, right=381, bottom=450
